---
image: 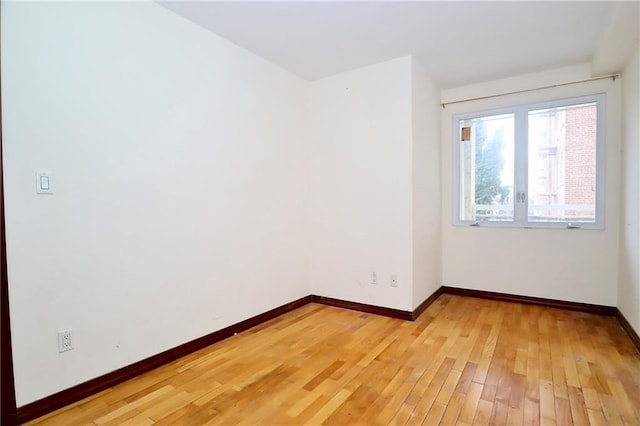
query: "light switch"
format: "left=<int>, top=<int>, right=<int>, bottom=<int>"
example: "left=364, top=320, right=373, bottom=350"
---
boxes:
left=36, top=172, right=53, bottom=194
left=40, top=175, right=50, bottom=190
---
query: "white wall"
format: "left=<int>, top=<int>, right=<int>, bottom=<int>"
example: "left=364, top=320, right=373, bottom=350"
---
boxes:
left=2, top=1, right=309, bottom=406
left=411, top=59, right=442, bottom=308
left=619, top=47, right=640, bottom=333
left=308, top=57, right=414, bottom=311
left=441, top=65, right=621, bottom=306
left=591, top=2, right=639, bottom=77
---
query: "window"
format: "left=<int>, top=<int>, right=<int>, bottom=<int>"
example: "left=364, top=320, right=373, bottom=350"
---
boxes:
left=453, top=94, right=604, bottom=229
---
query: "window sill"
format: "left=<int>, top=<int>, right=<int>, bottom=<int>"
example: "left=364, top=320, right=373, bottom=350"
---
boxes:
left=454, top=221, right=604, bottom=231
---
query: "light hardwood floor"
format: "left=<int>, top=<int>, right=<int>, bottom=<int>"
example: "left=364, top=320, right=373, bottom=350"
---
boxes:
left=29, top=294, right=640, bottom=425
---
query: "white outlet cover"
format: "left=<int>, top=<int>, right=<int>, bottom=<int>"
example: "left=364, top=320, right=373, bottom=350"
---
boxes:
left=58, top=329, right=74, bottom=353
left=390, top=275, right=399, bottom=287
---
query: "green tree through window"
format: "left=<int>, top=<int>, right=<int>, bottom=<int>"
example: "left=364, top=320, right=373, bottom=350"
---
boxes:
left=474, top=122, right=508, bottom=205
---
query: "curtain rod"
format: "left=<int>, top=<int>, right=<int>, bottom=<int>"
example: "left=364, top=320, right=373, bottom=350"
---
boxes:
left=441, top=74, right=619, bottom=108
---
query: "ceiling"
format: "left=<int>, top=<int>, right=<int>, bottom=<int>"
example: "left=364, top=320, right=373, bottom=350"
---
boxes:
left=158, top=1, right=615, bottom=89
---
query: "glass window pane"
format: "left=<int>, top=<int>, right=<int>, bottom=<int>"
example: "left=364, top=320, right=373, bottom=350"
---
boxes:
left=459, top=113, right=515, bottom=222
left=528, top=102, right=597, bottom=223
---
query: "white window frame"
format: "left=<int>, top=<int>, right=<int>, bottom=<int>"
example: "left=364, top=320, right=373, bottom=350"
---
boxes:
left=453, top=93, right=605, bottom=230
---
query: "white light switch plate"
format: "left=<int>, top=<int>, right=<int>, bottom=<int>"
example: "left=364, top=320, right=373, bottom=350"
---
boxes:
left=36, top=172, right=53, bottom=194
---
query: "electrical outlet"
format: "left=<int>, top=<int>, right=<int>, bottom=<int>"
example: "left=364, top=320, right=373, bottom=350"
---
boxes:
left=58, top=329, right=74, bottom=353
left=390, top=274, right=398, bottom=287
left=371, top=272, right=377, bottom=285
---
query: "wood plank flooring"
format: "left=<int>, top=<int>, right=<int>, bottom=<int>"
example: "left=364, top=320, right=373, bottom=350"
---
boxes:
left=28, top=294, right=640, bottom=425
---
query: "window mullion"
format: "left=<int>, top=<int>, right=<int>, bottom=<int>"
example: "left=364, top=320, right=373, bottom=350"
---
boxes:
left=514, top=108, right=528, bottom=226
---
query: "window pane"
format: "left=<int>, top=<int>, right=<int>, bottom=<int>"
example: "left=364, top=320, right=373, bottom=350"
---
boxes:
left=528, top=102, right=597, bottom=223
left=459, top=114, right=515, bottom=222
